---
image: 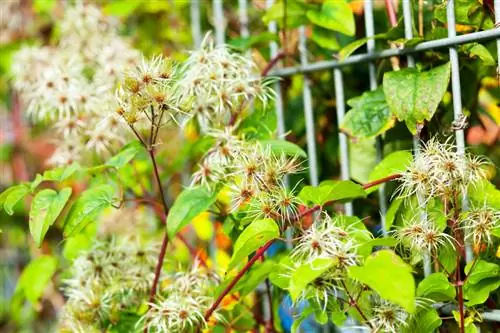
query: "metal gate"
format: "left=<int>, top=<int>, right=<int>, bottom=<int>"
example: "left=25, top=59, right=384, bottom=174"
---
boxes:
left=189, top=0, right=500, bottom=330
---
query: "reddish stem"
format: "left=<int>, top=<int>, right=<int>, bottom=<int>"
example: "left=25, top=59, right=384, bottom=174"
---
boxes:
left=147, top=232, right=168, bottom=303
left=204, top=240, right=274, bottom=321
left=11, top=91, right=28, bottom=182
left=362, top=173, right=401, bottom=190
left=202, top=173, right=402, bottom=325
left=261, top=52, right=286, bottom=76
left=340, top=280, right=370, bottom=324
left=384, top=0, right=398, bottom=27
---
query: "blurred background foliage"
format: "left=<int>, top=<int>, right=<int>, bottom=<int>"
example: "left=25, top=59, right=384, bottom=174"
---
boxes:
left=0, top=0, right=498, bottom=332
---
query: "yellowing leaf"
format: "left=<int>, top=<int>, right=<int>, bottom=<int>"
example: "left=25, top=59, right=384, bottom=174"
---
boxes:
left=192, top=212, right=214, bottom=241
left=383, top=63, right=451, bottom=134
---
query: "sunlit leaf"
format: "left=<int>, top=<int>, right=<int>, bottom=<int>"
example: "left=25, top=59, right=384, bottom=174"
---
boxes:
left=310, top=25, right=340, bottom=50
left=15, top=255, right=57, bottom=304
left=228, top=218, right=279, bottom=270
left=259, top=139, right=307, bottom=158
left=306, top=0, right=355, bottom=36
left=417, top=272, right=456, bottom=301
left=289, top=257, right=336, bottom=301
left=299, top=180, right=366, bottom=206
left=30, top=188, right=72, bottom=247
left=166, top=186, right=217, bottom=239
left=64, top=184, right=116, bottom=237
left=106, top=141, right=144, bottom=169
left=2, top=184, right=30, bottom=215
left=366, top=151, right=411, bottom=194
left=348, top=250, right=416, bottom=313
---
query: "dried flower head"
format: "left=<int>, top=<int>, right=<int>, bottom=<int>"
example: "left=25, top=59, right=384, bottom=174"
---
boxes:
left=181, top=33, right=275, bottom=131
left=461, top=204, right=500, bottom=247
left=398, top=138, right=490, bottom=201
left=395, top=215, right=455, bottom=254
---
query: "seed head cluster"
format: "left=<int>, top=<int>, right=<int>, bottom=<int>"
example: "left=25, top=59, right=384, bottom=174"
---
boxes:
left=398, top=139, right=489, bottom=201
left=142, top=264, right=221, bottom=333
left=59, top=237, right=158, bottom=332
left=191, top=130, right=304, bottom=224
left=285, top=214, right=370, bottom=310
left=181, top=34, right=275, bottom=131
left=461, top=204, right=500, bottom=247
left=11, top=4, right=139, bottom=165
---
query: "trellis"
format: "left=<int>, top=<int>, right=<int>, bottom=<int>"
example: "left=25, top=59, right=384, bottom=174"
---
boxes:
left=189, top=0, right=500, bottom=331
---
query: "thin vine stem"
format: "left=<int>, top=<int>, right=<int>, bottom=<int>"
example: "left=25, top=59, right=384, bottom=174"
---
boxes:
left=340, top=280, right=371, bottom=325
left=201, top=173, right=402, bottom=325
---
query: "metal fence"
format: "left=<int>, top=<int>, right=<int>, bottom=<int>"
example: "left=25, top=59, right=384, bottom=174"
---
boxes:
left=190, top=0, right=500, bottom=331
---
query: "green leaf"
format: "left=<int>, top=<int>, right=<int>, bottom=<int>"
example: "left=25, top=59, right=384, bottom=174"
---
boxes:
left=465, top=260, right=499, bottom=284
left=468, top=179, right=500, bottom=209
left=306, top=0, right=355, bottom=36
left=366, top=151, right=412, bottom=194
left=262, top=1, right=309, bottom=28
left=63, top=233, right=93, bottom=260
left=405, top=307, right=442, bottom=333
left=438, top=242, right=457, bottom=274
left=229, top=32, right=279, bottom=51
left=30, top=188, right=72, bottom=247
left=33, top=0, right=56, bottom=13
left=464, top=260, right=500, bottom=306
left=385, top=197, right=403, bottom=231
left=383, top=63, right=451, bottom=134
left=310, top=26, right=340, bottom=50
left=460, top=43, right=496, bottom=66
left=348, top=250, right=416, bottom=313
left=299, top=180, right=366, bottom=206
left=289, top=257, right=335, bottom=301
left=42, top=163, right=80, bottom=182
left=106, top=141, right=143, bottom=169
left=64, top=184, right=116, bottom=237
left=233, top=261, right=275, bottom=296
left=338, top=36, right=371, bottom=60
left=228, top=218, right=279, bottom=270
left=2, top=184, right=30, bottom=215
left=434, top=0, right=494, bottom=29
left=417, top=272, right=456, bottom=301
left=15, top=255, right=57, bottom=304
left=338, top=19, right=405, bottom=59
left=341, top=87, right=395, bottom=140
left=259, top=139, right=307, bottom=158
left=269, top=256, right=293, bottom=290
left=103, top=0, right=142, bottom=17
left=166, top=186, right=217, bottom=239
left=291, top=306, right=315, bottom=333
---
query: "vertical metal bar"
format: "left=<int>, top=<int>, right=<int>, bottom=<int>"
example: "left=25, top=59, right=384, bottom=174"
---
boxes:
left=364, top=0, right=388, bottom=236
left=402, top=0, right=415, bottom=67
left=334, top=69, right=353, bottom=216
left=495, top=0, right=500, bottom=64
left=210, top=0, right=225, bottom=270
left=266, top=0, right=292, bottom=251
left=402, top=0, right=432, bottom=276
left=238, top=0, right=250, bottom=39
left=213, top=0, right=225, bottom=45
left=267, top=0, right=286, bottom=138
left=447, top=0, right=473, bottom=263
left=299, top=26, right=319, bottom=186
left=190, top=0, right=202, bottom=48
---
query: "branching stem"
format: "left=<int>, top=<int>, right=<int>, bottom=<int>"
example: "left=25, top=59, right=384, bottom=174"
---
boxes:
left=202, top=173, right=402, bottom=326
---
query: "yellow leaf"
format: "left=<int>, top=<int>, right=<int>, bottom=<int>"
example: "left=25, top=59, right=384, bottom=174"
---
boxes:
left=192, top=212, right=213, bottom=241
